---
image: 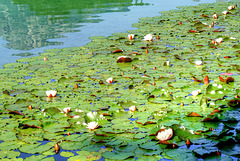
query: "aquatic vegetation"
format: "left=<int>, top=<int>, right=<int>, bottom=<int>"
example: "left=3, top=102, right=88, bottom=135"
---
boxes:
left=0, top=1, right=240, bottom=160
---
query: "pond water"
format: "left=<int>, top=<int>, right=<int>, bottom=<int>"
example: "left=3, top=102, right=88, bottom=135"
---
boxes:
left=0, top=0, right=227, bottom=67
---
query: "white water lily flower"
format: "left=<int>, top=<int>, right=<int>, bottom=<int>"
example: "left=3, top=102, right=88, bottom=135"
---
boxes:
left=213, top=83, right=217, bottom=87
left=86, top=121, right=99, bottom=130
left=213, top=13, right=218, bottom=19
left=87, top=111, right=97, bottom=119
left=128, top=34, right=134, bottom=40
left=230, top=37, right=236, bottom=40
left=195, top=60, right=203, bottom=66
left=210, top=102, right=215, bottom=105
left=156, top=127, right=173, bottom=141
left=129, top=106, right=137, bottom=112
left=166, top=61, right=170, bottom=66
left=216, top=38, right=223, bottom=43
left=228, top=5, right=234, bottom=10
left=106, top=77, right=113, bottom=84
left=218, top=91, right=224, bottom=94
left=63, top=107, right=71, bottom=114
left=143, top=34, right=153, bottom=41
left=191, top=90, right=201, bottom=96
left=46, top=90, right=57, bottom=97
left=210, top=90, right=216, bottom=94
left=222, top=10, right=228, bottom=15
left=218, top=84, right=223, bottom=89
left=189, top=130, right=194, bottom=134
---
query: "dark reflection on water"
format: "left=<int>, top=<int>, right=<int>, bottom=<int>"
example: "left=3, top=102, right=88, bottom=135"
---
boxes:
left=0, top=0, right=146, bottom=51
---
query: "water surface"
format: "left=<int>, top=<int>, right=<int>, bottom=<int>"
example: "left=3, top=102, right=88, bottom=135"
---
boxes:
left=0, top=0, right=226, bottom=67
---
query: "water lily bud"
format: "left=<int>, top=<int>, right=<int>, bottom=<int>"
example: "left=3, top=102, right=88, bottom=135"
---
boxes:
left=67, top=132, right=71, bottom=136
left=156, top=35, right=160, bottom=39
left=180, top=102, right=184, bottom=106
left=179, top=21, right=182, bottom=25
left=46, top=90, right=57, bottom=97
left=28, top=105, right=32, bottom=110
left=44, top=57, right=47, bottom=61
left=204, top=75, right=209, bottom=85
left=75, top=83, right=78, bottom=89
left=186, top=139, right=191, bottom=145
left=211, top=21, right=214, bottom=27
left=54, top=143, right=60, bottom=154
left=216, top=150, right=221, bottom=156
left=145, top=49, right=148, bottom=53
left=152, top=82, right=156, bottom=86
left=133, top=66, right=136, bottom=70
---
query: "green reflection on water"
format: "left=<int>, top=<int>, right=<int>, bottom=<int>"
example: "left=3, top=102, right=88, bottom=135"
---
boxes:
left=0, top=0, right=146, bottom=50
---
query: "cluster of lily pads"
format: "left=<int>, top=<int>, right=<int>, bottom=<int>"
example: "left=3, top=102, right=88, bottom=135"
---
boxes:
left=1, top=1, right=240, bottom=161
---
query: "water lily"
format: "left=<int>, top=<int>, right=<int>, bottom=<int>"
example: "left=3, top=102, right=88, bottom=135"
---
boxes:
left=212, top=13, right=218, bottom=19
left=216, top=38, right=223, bottom=43
left=143, top=34, right=153, bottom=41
left=191, top=90, right=201, bottom=96
left=129, top=106, right=137, bottom=112
left=106, top=77, right=113, bottom=84
left=228, top=5, right=234, bottom=10
left=63, top=107, right=71, bottom=114
left=156, top=127, right=173, bottom=141
left=222, top=10, right=229, bottom=15
left=210, top=90, right=216, bottom=94
left=128, top=34, right=134, bottom=40
left=195, top=60, right=203, bottom=66
left=46, top=90, right=57, bottom=97
left=166, top=60, right=170, bottom=66
left=87, top=111, right=98, bottom=119
left=212, top=38, right=223, bottom=45
left=86, top=121, right=99, bottom=130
